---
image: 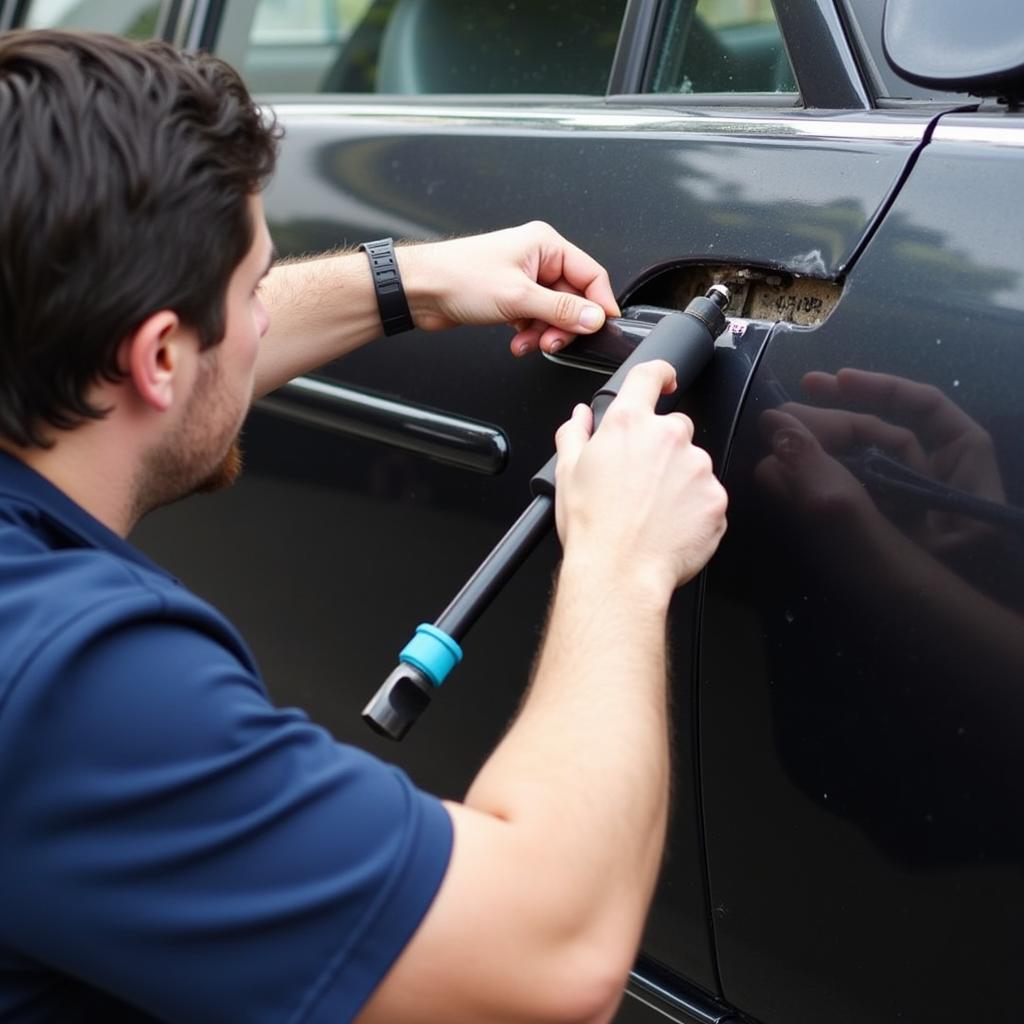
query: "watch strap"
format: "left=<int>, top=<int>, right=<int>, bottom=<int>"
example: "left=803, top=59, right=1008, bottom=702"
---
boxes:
left=360, top=237, right=414, bottom=336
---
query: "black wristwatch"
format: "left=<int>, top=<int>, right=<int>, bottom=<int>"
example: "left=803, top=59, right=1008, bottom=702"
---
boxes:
left=360, top=238, right=415, bottom=336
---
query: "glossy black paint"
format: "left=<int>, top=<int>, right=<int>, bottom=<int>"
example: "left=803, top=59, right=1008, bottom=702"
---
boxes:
left=701, top=111, right=1024, bottom=1022
left=264, top=104, right=926, bottom=282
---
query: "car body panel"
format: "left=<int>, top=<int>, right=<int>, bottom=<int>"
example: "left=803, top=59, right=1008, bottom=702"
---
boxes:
left=700, top=110, right=1024, bottom=1023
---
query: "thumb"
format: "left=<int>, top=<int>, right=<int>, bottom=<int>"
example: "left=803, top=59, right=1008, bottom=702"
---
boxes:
left=555, top=403, right=593, bottom=474
left=522, top=281, right=607, bottom=334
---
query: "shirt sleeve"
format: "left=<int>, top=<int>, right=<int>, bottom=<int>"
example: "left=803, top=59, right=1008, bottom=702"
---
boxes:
left=0, top=597, right=453, bottom=1024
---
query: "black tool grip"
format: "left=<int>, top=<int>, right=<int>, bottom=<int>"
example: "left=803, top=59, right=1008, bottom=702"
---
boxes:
left=597, top=295, right=723, bottom=409
left=531, top=293, right=725, bottom=497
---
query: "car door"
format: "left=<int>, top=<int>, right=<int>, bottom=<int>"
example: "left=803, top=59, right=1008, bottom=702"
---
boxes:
left=3, top=0, right=972, bottom=1019
left=695, top=4, right=1024, bottom=1019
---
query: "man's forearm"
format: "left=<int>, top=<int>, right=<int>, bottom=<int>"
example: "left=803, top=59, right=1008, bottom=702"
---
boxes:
left=253, top=249, right=381, bottom=398
left=463, top=552, right=672, bottom=965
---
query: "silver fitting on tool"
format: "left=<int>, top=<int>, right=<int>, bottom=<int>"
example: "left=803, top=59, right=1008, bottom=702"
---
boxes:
left=706, top=284, right=731, bottom=310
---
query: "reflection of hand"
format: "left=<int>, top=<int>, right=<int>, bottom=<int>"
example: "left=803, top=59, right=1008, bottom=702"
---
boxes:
left=756, top=408, right=886, bottom=564
left=400, top=222, right=621, bottom=357
left=555, top=360, right=728, bottom=601
left=756, top=377, right=1024, bottom=702
left=769, top=368, right=1006, bottom=555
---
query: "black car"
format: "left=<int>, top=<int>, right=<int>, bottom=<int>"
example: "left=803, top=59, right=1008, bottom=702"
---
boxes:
left=4, top=1, right=1022, bottom=1021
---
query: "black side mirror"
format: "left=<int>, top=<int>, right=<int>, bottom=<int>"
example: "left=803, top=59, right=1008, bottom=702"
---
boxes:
left=882, top=0, right=1024, bottom=103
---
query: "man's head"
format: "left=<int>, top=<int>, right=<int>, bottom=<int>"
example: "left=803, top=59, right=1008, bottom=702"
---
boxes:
left=0, top=30, right=279, bottom=459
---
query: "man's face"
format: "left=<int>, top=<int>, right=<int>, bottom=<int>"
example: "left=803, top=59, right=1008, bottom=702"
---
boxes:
left=136, top=195, right=273, bottom=514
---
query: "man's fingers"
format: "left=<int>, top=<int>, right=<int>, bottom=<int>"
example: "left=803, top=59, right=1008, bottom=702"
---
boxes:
left=509, top=319, right=546, bottom=357
left=548, top=239, right=620, bottom=319
left=607, top=361, right=678, bottom=417
left=517, top=280, right=608, bottom=337
left=538, top=280, right=586, bottom=354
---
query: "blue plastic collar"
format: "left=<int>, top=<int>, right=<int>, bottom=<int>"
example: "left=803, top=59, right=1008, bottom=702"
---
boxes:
left=399, top=624, right=463, bottom=687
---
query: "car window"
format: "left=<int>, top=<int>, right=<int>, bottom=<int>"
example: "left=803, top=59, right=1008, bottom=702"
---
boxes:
left=218, top=0, right=628, bottom=96
left=20, top=0, right=160, bottom=38
left=648, top=0, right=796, bottom=95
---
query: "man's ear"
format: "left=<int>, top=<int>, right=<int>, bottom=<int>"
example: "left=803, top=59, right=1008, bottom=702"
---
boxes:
left=121, top=311, right=194, bottom=412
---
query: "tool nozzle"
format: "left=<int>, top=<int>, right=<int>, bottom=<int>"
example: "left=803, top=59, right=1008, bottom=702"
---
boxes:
left=706, top=284, right=731, bottom=310
left=362, top=663, right=435, bottom=740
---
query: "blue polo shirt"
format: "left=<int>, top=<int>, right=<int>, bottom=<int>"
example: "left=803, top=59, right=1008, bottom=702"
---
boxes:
left=0, top=453, right=452, bottom=1023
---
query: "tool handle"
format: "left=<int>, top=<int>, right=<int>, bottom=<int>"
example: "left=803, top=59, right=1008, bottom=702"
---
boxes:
left=599, top=292, right=724, bottom=401
left=532, top=291, right=726, bottom=497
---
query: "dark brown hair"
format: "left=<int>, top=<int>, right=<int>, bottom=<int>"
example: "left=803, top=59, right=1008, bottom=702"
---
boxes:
left=0, top=30, right=280, bottom=446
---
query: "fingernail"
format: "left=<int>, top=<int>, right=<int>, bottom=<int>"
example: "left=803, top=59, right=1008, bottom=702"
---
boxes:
left=578, top=306, right=602, bottom=330
left=773, top=429, right=807, bottom=465
left=548, top=338, right=564, bottom=353
left=517, top=341, right=530, bottom=356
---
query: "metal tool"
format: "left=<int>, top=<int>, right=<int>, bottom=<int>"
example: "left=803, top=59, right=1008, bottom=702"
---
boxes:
left=362, top=286, right=730, bottom=739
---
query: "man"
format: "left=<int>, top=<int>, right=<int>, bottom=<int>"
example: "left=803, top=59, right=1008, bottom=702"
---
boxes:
left=0, top=30, right=727, bottom=1024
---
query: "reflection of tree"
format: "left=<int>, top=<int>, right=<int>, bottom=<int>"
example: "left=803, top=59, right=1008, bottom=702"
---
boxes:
left=880, top=216, right=1017, bottom=308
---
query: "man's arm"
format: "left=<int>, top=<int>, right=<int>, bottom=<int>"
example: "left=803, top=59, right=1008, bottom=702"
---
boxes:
left=358, top=362, right=728, bottom=1024
left=252, top=222, right=620, bottom=398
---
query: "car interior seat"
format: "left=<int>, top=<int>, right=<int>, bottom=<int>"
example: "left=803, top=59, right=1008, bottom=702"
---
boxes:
left=372, top=0, right=625, bottom=94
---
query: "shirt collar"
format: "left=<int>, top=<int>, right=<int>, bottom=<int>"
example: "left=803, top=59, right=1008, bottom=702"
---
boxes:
left=0, top=450, right=176, bottom=581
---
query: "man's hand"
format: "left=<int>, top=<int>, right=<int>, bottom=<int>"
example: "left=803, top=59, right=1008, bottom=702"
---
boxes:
left=553, top=360, right=729, bottom=604
left=399, top=221, right=621, bottom=357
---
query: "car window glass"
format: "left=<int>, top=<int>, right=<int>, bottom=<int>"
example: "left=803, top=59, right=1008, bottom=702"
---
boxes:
left=221, top=0, right=628, bottom=96
left=21, top=0, right=160, bottom=38
left=648, top=0, right=796, bottom=95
